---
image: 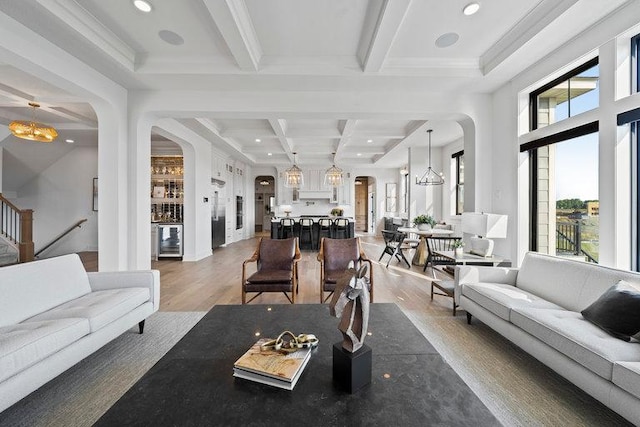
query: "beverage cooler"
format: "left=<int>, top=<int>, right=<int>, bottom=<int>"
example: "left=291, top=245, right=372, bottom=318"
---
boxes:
left=158, top=224, right=183, bottom=257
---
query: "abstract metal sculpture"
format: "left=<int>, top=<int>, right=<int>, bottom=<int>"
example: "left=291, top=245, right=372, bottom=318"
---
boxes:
left=329, top=261, right=370, bottom=353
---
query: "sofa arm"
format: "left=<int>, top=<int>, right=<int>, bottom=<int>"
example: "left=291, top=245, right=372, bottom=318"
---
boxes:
left=88, top=270, right=160, bottom=313
left=454, top=265, right=519, bottom=305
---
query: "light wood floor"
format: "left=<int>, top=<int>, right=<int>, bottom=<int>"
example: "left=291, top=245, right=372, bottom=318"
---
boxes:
left=80, top=235, right=630, bottom=426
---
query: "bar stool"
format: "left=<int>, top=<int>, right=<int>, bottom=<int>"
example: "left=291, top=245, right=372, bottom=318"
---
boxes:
left=332, top=218, right=349, bottom=239
left=317, top=218, right=332, bottom=247
left=298, top=218, right=314, bottom=250
left=279, top=218, right=295, bottom=239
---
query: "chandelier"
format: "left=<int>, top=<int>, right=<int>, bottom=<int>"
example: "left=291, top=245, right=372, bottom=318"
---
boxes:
left=284, top=152, right=304, bottom=188
left=324, top=152, right=343, bottom=187
left=9, top=102, right=58, bottom=143
left=416, top=129, right=444, bottom=186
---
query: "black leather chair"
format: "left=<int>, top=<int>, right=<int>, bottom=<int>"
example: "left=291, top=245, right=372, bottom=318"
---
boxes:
left=242, top=237, right=301, bottom=304
left=379, top=230, right=412, bottom=268
left=317, top=237, right=373, bottom=303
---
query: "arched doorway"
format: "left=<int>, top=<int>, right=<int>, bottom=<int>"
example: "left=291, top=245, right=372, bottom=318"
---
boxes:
left=255, top=176, right=275, bottom=235
left=354, top=176, right=375, bottom=233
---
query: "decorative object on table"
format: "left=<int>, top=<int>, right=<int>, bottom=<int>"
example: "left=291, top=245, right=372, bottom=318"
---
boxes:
left=452, top=239, right=464, bottom=257
left=284, top=152, right=304, bottom=188
left=280, top=204, right=292, bottom=217
left=416, top=129, right=444, bottom=186
left=413, top=214, right=436, bottom=231
left=461, top=212, right=508, bottom=257
left=331, top=207, right=343, bottom=217
left=324, top=152, right=344, bottom=187
left=233, top=332, right=317, bottom=390
left=9, top=102, right=58, bottom=142
left=329, top=261, right=372, bottom=393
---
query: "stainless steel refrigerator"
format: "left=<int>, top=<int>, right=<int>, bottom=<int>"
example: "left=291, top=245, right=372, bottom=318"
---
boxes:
left=211, top=182, right=226, bottom=249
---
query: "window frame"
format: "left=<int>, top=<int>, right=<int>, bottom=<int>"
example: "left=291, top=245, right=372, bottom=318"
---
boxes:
left=452, top=150, right=464, bottom=215
left=529, top=57, right=599, bottom=131
left=632, top=33, right=640, bottom=93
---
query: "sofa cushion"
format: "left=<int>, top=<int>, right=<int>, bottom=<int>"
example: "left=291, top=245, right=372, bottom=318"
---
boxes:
left=581, top=280, right=640, bottom=341
left=25, top=288, right=150, bottom=332
left=462, top=282, right=563, bottom=321
left=0, top=254, right=91, bottom=328
left=511, top=307, right=640, bottom=380
left=516, top=252, right=640, bottom=312
left=0, top=318, right=90, bottom=382
left=612, top=362, right=640, bottom=400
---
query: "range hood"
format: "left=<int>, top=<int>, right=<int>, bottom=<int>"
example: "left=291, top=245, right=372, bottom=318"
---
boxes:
left=211, top=177, right=226, bottom=187
left=298, top=190, right=331, bottom=199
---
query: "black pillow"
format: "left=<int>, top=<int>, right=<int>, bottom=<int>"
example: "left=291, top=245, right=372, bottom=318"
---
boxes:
left=581, top=280, right=640, bottom=342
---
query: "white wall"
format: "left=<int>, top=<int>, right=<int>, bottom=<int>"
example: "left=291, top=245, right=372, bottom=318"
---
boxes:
left=14, top=146, right=98, bottom=257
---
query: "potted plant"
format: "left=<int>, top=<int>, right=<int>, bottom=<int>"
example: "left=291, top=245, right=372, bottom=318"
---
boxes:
left=413, top=214, right=436, bottom=231
left=452, top=239, right=464, bottom=257
left=331, top=208, right=343, bottom=217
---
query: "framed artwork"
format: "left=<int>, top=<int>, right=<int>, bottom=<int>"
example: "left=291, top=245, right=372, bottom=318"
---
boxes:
left=385, top=183, right=397, bottom=212
left=92, top=178, right=98, bottom=211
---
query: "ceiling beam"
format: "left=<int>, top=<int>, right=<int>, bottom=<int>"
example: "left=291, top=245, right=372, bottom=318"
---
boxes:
left=193, top=118, right=254, bottom=164
left=35, top=0, right=136, bottom=71
left=481, top=0, right=579, bottom=74
left=358, top=0, right=411, bottom=72
left=268, top=119, right=294, bottom=162
left=372, top=120, right=428, bottom=164
left=202, top=0, right=262, bottom=71
left=335, top=119, right=358, bottom=161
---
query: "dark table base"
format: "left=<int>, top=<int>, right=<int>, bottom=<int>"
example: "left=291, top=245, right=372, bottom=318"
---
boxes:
left=96, top=304, right=499, bottom=427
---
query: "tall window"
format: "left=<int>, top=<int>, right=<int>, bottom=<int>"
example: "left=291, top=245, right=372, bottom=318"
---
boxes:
left=452, top=150, right=464, bottom=215
left=633, top=33, right=640, bottom=93
left=530, top=58, right=599, bottom=130
left=523, top=127, right=599, bottom=263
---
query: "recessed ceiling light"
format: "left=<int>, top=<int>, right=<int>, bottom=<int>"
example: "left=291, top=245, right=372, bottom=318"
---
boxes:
left=367, top=139, right=373, bottom=143
left=65, top=139, right=74, bottom=143
left=463, top=2, right=480, bottom=16
left=435, top=32, right=459, bottom=48
left=255, top=138, right=261, bottom=142
left=267, top=152, right=272, bottom=156
left=357, top=153, right=362, bottom=157
left=133, top=0, right=152, bottom=12
left=159, top=30, right=184, bottom=46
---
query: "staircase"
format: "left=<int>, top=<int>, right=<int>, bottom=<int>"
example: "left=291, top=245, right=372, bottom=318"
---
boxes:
left=0, top=238, right=19, bottom=266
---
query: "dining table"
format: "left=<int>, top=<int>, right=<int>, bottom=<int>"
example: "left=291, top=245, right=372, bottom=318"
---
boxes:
left=397, top=227, right=454, bottom=266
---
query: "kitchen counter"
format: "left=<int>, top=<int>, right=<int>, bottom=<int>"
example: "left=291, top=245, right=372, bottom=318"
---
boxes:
left=270, top=217, right=355, bottom=248
left=271, top=216, right=354, bottom=223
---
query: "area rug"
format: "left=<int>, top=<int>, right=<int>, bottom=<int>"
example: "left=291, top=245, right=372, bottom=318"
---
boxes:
left=0, top=311, right=206, bottom=427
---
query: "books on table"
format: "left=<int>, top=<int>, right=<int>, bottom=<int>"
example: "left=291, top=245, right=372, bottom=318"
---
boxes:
left=233, top=338, right=311, bottom=390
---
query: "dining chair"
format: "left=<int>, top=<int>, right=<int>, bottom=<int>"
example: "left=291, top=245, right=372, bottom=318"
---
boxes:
left=241, top=237, right=301, bottom=304
left=316, top=218, right=332, bottom=246
left=298, top=218, right=314, bottom=250
left=317, top=237, right=373, bottom=303
left=423, top=236, right=462, bottom=276
left=332, top=218, right=349, bottom=239
left=378, top=230, right=412, bottom=268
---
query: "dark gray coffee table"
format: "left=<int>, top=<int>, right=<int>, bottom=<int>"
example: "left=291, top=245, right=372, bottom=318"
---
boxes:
left=95, top=304, right=499, bottom=426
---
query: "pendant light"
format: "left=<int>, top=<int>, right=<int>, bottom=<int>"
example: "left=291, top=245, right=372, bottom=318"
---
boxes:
left=284, top=152, right=304, bottom=188
left=416, top=129, right=444, bottom=186
left=9, top=102, right=58, bottom=143
left=324, top=152, right=344, bottom=187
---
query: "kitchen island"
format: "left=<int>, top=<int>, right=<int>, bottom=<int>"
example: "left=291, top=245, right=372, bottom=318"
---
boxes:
left=270, top=216, right=355, bottom=249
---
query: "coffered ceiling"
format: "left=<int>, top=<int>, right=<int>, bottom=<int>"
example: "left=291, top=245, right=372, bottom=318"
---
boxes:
left=0, top=0, right=630, bottom=169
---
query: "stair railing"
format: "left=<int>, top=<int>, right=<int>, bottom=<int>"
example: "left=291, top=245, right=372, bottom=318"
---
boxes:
left=34, top=218, right=88, bottom=258
left=0, top=193, right=34, bottom=263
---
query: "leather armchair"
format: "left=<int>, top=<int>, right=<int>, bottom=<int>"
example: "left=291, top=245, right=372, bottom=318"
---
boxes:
left=317, top=237, right=373, bottom=303
left=242, top=238, right=301, bottom=304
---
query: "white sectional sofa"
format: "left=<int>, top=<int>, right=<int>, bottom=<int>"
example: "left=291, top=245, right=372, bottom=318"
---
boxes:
left=455, top=252, right=640, bottom=425
left=0, top=254, right=159, bottom=412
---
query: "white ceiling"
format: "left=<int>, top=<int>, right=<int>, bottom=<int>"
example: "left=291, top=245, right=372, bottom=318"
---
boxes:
left=0, top=0, right=630, bottom=169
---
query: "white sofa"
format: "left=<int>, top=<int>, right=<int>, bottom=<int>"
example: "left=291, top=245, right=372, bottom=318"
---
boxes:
left=455, top=252, right=640, bottom=425
left=0, top=254, right=159, bottom=412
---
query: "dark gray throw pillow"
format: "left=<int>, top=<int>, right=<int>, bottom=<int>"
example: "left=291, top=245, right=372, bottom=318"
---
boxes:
left=581, top=280, right=640, bottom=342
